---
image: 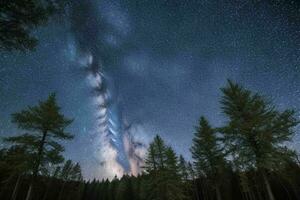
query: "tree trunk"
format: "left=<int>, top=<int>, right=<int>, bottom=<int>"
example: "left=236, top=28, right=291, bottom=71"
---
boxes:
left=194, top=179, right=200, bottom=200
left=249, top=190, right=256, bottom=200
left=42, top=177, right=53, bottom=200
left=190, top=170, right=200, bottom=200
left=254, top=176, right=263, bottom=200
left=292, top=185, right=300, bottom=200
left=80, top=183, right=87, bottom=200
left=216, top=185, right=222, bottom=200
left=58, top=181, right=66, bottom=200
left=278, top=178, right=291, bottom=200
left=25, top=130, right=48, bottom=200
left=11, top=175, right=22, bottom=200
left=244, top=192, right=250, bottom=200
left=1, top=174, right=15, bottom=198
left=262, top=171, right=275, bottom=200
left=199, top=179, right=207, bottom=200
left=25, top=184, right=33, bottom=200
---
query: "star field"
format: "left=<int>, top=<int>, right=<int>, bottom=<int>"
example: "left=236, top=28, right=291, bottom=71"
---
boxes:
left=0, top=0, right=299, bottom=179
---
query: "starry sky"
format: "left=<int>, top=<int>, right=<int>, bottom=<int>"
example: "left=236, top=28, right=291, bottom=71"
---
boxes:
left=0, top=0, right=299, bottom=179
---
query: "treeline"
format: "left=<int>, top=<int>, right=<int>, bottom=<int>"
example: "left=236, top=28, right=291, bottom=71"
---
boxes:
left=1, top=80, right=300, bottom=200
left=82, top=80, right=300, bottom=200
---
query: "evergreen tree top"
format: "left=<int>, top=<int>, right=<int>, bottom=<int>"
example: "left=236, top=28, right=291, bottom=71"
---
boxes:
left=12, top=93, right=73, bottom=139
left=220, top=80, right=299, bottom=170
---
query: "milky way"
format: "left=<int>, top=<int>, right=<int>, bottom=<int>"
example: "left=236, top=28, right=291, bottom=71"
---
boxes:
left=68, top=0, right=147, bottom=179
left=0, top=0, right=299, bottom=179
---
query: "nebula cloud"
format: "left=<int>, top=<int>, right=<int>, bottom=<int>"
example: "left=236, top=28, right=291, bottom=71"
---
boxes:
left=69, top=0, right=147, bottom=179
left=123, top=123, right=149, bottom=176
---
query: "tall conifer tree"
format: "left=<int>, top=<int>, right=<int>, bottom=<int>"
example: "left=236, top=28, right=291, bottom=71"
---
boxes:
left=143, top=135, right=186, bottom=200
left=4, top=93, right=73, bottom=200
left=191, top=116, right=225, bottom=200
left=220, top=80, right=298, bottom=200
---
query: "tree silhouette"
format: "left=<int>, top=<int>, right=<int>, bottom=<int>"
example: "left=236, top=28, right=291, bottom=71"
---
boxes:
left=4, top=93, right=73, bottom=200
left=57, top=160, right=83, bottom=200
left=0, top=0, right=68, bottom=51
left=220, top=80, right=299, bottom=200
left=191, top=116, right=225, bottom=200
left=143, top=135, right=186, bottom=200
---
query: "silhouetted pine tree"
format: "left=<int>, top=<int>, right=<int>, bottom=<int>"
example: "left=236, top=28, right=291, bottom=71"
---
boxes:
left=178, top=155, right=189, bottom=182
left=164, top=147, right=187, bottom=200
left=42, top=165, right=62, bottom=200
left=109, top=176, right=119, bottom=200
left=144, top=142, right=158, bottom=173
left=220, top=80, right=299, bottom=200
left=191, top=116, right=225, bottom=200
left=0, top=146, right=31, bottom=200
left=187, top=162, right=200, bottom=200
left=0, top=0, right=68, bottom=51
left=143, top=135, right=186, bottom=200
left=116, top=175, right=135, bottom=200
left=4, top=93, right=73, bottom=200
left=57, top=160, right=83, bottom=200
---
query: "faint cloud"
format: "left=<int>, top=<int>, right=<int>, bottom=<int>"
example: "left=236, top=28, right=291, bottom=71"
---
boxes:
left=99, top=0, right=131, bottom=36
left=123, top=52, right=150, bottom=76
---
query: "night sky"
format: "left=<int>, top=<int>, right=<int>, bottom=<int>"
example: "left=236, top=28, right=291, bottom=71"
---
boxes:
left=0, top=0, right=299, bottom=179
